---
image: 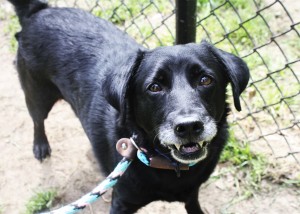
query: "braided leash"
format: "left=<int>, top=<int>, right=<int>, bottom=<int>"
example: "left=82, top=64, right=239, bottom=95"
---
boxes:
left=43, top=139, right=135, bottom=214
left=43, top=138, right=195, bottom=213
left=44, top=157, right=131, bottom=214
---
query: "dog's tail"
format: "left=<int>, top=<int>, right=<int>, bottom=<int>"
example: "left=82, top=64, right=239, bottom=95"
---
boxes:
left=8, top=0, right=48, bottom=25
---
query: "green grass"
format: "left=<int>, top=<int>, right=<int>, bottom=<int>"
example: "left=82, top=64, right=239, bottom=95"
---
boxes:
left=220, top=127, right=267, bottom=197
left=195, top=0, right=300, bottom=130
left=221, top=128, right=267, bottom=183
left=196, top=0, right=270, bottom=55
left=219, top=126, right=300, bottom=202
left=0, top=7, right=6, bottom=20
left=283, top=178, right=300, bottom=188
left=4, top=15, right=20, bottom=52
left=24, top=189, right=58, bottom=214
left=91, top=0, right=174, bottom=48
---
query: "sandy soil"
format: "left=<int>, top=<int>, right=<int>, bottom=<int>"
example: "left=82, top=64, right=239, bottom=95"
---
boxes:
left=0, top=1, right=300, bottom=214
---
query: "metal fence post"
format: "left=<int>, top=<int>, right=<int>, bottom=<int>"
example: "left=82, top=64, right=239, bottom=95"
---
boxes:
left=175, top=0, right=197, bottom=44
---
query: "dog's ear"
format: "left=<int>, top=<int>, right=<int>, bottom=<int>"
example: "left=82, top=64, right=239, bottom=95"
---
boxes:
left=204, top=41, right=250, bottom=111
left=102, top=49, right=144, bottom=124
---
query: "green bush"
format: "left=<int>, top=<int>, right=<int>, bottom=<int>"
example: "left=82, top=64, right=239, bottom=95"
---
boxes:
left=25, top=189, right=57, bottom=214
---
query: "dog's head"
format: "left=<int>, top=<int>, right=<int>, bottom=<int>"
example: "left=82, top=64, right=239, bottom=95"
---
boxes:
left=104, top=41, right=249, bottom=165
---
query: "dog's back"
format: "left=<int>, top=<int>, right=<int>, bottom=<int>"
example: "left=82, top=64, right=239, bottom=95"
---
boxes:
left=9, top=0, right=142, bottom=163
left=12, top=0, right=141, bottom=96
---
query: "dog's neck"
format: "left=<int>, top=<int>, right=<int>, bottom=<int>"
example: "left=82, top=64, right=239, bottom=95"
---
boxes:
left=116, top=137, right=191, bottom=177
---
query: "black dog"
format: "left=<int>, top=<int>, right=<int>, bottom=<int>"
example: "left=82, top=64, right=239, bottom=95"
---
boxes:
left=8, top=0, right=249, bottom=213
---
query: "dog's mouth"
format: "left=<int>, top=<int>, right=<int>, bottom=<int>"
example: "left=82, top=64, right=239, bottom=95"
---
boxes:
left=162, top=141, right=209, bottom=165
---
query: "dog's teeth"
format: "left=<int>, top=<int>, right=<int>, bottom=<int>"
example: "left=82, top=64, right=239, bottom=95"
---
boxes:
left=198, top=141, right=204, bottom=148
left=174, top=144, right=180, bottom=150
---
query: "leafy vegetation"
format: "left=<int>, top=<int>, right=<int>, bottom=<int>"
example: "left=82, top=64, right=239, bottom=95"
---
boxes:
left=196, top=0, right=299, bottom=121
left=91, top=0, right=175, bottom=48
left=4, top=15, right=20, bottom=52
left=24, top=189, right=57, bottom=214
left=220, top=127, right=267, bottom=196
left=283, top=177, right=300, bottom=188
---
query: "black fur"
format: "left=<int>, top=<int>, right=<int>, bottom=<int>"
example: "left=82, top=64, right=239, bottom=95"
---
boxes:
left=8, top=0, right=249, bottom=213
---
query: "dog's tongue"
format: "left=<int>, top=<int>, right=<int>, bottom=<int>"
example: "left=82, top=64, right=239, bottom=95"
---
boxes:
left=180, top=143, right=200, bottom=154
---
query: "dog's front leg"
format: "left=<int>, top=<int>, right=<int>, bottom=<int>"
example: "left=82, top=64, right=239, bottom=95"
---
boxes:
left=110, top=199, right=144, bottom=214
left=184, top=188, right=204, bottom=214
left=110, top=190, right=146, bottom=214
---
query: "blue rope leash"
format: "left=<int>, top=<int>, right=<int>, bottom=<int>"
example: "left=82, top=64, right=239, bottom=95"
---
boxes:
left=42, top=138, right=195, bottom=213
left=43, top=157, right=132, bottom=214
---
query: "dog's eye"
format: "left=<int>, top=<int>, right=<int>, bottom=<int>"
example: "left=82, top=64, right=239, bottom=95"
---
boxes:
left=148, top=83, right=162, bottom=93
left=199, top=75, right=213, bottom=86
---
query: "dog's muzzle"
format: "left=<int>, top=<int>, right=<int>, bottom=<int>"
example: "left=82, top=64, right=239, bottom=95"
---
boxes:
left=158, top=116, right=217, bottom=164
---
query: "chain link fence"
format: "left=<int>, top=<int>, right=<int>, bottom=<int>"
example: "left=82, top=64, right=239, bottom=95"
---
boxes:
left=51, top=0, right=177, bottom=49
left=2, top=0, right=300, bottom=165
left=194, top=0, right=300, bottom=165
left=52, top=0, right=300, bottom=165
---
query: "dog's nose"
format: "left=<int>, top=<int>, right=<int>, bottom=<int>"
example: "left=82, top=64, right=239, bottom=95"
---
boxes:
left=174, top=121, right=203, bottom=139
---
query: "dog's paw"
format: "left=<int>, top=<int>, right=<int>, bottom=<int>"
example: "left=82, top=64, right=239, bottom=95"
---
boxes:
left=33, top=142, right=51, bottom=162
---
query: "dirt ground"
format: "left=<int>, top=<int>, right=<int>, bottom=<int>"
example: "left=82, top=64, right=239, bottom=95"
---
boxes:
left=1, top=1, right=300, bottom=214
